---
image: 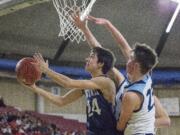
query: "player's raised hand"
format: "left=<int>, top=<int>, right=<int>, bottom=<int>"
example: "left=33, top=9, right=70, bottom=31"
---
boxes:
left=71, top=12, right=87, bottom=31
left=33, top=53, right=49, bottom=73
left=87, top=15, right=109, bottom=26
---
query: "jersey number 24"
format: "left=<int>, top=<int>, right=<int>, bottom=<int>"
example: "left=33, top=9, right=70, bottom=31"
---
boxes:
left=87, top=98, right=101, bottom=117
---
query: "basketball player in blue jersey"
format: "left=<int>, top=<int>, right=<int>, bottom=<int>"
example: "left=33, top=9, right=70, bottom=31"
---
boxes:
left=72, top=14, right=170, bottom=134
left=19, top=47, right=119, bottom=135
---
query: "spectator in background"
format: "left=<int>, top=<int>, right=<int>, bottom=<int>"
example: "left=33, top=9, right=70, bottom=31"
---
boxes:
left=0, top=96, right=6, bottom=108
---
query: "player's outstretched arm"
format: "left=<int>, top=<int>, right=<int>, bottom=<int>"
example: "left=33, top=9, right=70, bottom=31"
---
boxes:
left=72, top=14, right=124, bottom=86
left=154, top=96, right=171, bottom=128
left=72, top=13, right=101, bottom=48
left=33, top=53, right=114, bottom=93
left=88, top=16, right=131, bottom=61
left=18, top=80, right=83, bottom=107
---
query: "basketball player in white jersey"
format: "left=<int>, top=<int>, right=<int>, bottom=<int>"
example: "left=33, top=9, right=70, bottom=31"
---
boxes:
left=72, top=14, right=170, bottom=135
left=115, top=43, right=157, bottom=135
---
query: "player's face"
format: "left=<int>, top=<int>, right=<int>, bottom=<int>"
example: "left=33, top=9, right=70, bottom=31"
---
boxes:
left=85, top=52, right=99, bottom=73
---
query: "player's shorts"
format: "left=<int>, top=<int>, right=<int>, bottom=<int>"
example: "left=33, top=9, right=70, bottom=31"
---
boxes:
left=86, top=129, right=118, bottom=135
left=133, top=133, right=154, bottom=135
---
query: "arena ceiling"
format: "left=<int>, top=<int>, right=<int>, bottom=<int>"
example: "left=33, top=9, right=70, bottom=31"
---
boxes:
left=0, top=0, right=180, bottom=69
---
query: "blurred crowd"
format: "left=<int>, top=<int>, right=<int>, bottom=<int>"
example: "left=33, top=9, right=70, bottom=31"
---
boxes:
left=0, top=97, right=85, bottom=135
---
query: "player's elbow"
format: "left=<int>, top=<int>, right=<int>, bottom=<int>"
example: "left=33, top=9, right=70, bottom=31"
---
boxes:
left=116, top=121, right=125, bottom=132
left=165, top=117, right=171, bottom=127
left=54, top=97, right=65, bottom=107
left=161, top=114, right=171, bottom=127
left=155, top=116, right=171, bottom=128
left=116, top=125, right=125, bottom=135
left=56, top=102, right=65, bottom=107
left=116, top=125, right=121, bottom=131
left=161, top=117, right=171, bottom=127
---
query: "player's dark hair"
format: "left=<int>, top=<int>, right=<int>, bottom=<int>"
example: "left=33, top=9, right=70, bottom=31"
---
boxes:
left=92, top=47, right=116, bottom=74
left=133, top=43, right=158, bottom=74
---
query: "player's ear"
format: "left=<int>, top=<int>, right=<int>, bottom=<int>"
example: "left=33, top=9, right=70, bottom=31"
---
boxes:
left=134, top=62, right=140, bottom=70
left=98, top=62, right=104, bottom=69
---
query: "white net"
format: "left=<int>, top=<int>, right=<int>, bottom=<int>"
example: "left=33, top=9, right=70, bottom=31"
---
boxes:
left=52, top=0, right=96, bottom=44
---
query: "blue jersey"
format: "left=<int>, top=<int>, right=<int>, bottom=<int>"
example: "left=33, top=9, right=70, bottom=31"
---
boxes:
left=84, top=89, right=117, bottom=135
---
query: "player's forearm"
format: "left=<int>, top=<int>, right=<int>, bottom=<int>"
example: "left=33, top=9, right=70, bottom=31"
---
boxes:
left=154, top=96, right=171, bottom=128
left=116, top=93, right=136, bottom=132
left=105, top=21, right=131, bottom=60
left=116, top=116, right=128, bottom=131
left=155, top=117, right=171, bottom=128
left=30, top=86, right=64, bottom=107
left=82, top=26, right=102, bottom=48
left=117, top=109, right=130, bottom=131
left=44, top=68, right=74, bottom=88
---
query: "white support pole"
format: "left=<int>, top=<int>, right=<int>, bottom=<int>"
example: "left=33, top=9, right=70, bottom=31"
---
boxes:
left=166, top=0, right=180, bottom=33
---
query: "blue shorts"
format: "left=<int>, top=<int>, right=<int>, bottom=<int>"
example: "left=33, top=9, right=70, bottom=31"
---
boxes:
left=133, top=133, right=154, bottom=135
left=86, top=129, right=118, bottom=135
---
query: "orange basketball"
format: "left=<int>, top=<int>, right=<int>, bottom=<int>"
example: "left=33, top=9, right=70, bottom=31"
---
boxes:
left=16, top=57, right=42, bottom=85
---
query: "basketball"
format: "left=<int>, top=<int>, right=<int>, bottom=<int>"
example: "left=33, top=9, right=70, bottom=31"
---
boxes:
left=16, top=57, right=42, bottom=85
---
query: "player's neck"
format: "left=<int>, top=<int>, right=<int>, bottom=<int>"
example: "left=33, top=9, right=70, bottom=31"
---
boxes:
left=91, top=70, right=104, bottom=78
left=129, top=72, right=144, bottom=83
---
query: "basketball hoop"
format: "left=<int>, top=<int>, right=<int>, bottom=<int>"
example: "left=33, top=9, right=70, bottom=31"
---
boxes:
left=52, top=0, right=96, bottom=44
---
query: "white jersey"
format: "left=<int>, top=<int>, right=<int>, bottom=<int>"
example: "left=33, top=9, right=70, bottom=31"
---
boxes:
left=115, top=79, right=128, bottom=120
left=116, top=74, right=155, bottom=135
